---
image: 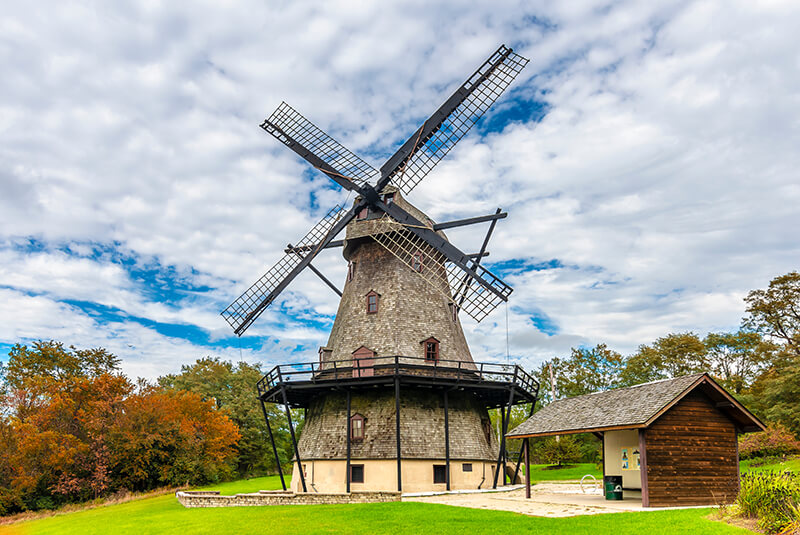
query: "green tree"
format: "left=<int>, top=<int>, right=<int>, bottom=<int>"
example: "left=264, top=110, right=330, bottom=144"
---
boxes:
left=536, top=344, right=625, bottom=406
left=704, top=330, right=774, bottom=394
left=619, top=332, right=709, bottom=386
left=159, top=357, right=294, bottom=477
left=537, top=435, right=582, bottom=467
left=744, top=271, right=800, bottom=358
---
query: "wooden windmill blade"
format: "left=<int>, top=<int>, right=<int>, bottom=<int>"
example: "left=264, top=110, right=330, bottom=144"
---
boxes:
left=221, top=203, right=360, bottom=336
left=376, top=45, right=529, bottom=194
left=262, top=102, right=379, bottom=191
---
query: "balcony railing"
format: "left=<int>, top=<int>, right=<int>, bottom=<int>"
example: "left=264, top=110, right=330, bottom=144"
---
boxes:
left=256, top=355, right=539, bottom=401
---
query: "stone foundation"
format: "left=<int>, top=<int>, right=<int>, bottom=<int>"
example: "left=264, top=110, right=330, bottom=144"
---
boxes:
left=175, top=489, right=401, bottom=508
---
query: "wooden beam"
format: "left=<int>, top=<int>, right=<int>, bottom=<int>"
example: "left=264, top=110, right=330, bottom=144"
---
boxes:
left=524, top=438, right=531, bottom=499
left=444, top=390, right=451, bottom=491
left=395, top=376, right=402, bottom=492
left=280, top=385, right=306, bottom=492
left=639, top=429, right=649, bottom=507
left=259, top=398, right=286, bottom=491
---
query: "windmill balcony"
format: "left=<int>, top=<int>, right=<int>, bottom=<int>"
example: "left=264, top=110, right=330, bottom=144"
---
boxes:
left=256, top=355, right=539, bottom=410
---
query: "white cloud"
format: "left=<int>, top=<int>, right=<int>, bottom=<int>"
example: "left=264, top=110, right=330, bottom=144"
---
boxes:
left=1, top=0, right=798, bottom=378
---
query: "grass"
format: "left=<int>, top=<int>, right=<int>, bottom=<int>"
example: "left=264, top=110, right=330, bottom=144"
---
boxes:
left=0, top=468, right=757, bottom=535
left=740, top=456, right=800, bottom=475
left=0, top=497, right=755, bottom=535
left=526, top=463, right=602, bottom=482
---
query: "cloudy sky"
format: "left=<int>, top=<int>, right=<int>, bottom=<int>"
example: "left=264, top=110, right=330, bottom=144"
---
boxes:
left=1, top=0, right=798, bottom=379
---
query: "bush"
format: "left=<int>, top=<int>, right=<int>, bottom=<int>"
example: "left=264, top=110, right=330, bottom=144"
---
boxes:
left=736, top=471, right=800, bottom=534
left=538, top=436, right=582, bottom=467
left=739, top=424, right=800, bottom=460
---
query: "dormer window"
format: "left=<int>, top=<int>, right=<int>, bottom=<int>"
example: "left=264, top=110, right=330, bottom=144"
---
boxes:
left=366, top=291, right=379, bottom=314
left=350, top=413, right=365, bottom=441
left=421, top=337, right=440, bottom=362
left=412, top=252, right=423, bottom=272
left=357, top=206, right=368, bottom=220
left=383, top=193, right=395, bottom=205
left=347, top=261, right=356, bottom=282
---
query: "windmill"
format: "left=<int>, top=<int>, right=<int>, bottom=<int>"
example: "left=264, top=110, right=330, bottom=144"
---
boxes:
left=222, top=45, right=539, bottom=494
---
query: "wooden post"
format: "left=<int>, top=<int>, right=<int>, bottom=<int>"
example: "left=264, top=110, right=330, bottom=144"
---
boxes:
left=346, top=389, right=352, bottom=493
left=524, top=438, right=531, bottom=499
left=444, top=390, right=450, bottom=491
left=259, top=398, right=286, bottom=491
left=638, top=429, right=649, bottom=507
left=395, top=376, right=402, bottom=492
left=493, top=387, right=515, bottom=488
left=280, top=385, right=306, bottom=493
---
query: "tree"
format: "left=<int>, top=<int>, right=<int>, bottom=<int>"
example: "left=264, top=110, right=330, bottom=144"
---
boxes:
left=620, top=332, right=709, bottom=386
left=158, top=357, right=294, bottom=477
left=704, top=330, right=774, bottom=394
left=536, top=344, right=624, bottom=405
left=744, top=271, right=800, bottom=358
left=537, top=435, right=582, bottom=467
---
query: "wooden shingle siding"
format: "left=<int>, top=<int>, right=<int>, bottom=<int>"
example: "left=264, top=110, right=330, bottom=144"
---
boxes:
left=645, top=391, right=739, bottom=506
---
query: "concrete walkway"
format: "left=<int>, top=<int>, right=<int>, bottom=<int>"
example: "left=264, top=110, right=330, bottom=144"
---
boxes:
left=404, top=483, right=648, bottom=517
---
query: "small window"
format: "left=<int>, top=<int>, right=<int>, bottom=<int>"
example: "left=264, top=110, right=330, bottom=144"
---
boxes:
left=302, top=464, right=307, bottom=477
left=412, top=252, right=423, bottom=272
left=483, top=420, right=493, bottom=445
left=422, top=338, right=439, bottom=362
left=350, top=464, right=364, bottom=483
left=350, top=414, right=365, bottom=441
left=366, top=291, right=379, bottom=314
left=462, top=463, right=473, bottom=472
left=448, top=303, right=458, bottom=321
left=383, top=193, right=395, bottom=205
left=357, top=206, right=368, bottom=220
left=433, top=465, right=447, bottom=484
left=347, top=261, right=356, bottom=282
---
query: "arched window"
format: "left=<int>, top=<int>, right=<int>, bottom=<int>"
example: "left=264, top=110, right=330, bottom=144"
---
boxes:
left=421, top=337, right=440, bottom=362
left=350, top=413, right=365, bottom=441
left=366, top=290, right=379, bottom=314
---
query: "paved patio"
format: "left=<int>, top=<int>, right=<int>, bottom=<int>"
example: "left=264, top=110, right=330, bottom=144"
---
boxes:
left=404, top=483, right=649, bottom=517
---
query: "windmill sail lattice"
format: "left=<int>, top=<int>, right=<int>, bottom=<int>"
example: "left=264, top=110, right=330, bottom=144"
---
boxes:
left=262, top=102, right=379, bottom=187
left=369, top=219, right=512, bottom=322
left=382, top=46, right=529, bottom=195
left=221, top=205, right=348, bottom=334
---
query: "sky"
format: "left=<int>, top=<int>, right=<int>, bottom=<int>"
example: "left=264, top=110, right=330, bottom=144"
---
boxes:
left=1, top=0, right=799, bottom=380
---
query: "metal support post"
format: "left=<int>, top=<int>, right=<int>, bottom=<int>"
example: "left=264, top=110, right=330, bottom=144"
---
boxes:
left=346, top=389, right=352, bottom=493
left=524, top=439, right=531, bottom=499
left=444, top=390, right=451, bottom=491
left=280, top=385, right=307, bottom=492
left=395, top=376, right=402, bottom=492
left=259, top=398, right=286, bottom=491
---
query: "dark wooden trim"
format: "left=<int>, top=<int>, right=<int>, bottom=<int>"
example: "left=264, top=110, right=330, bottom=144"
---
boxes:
left=395, top=376, right=402, bottom=492
left=601, top=432, right=606, bottom=479
left=507, top=422, right=647, bottom=439
left=346, top=389, right=351, bottom=493
left=444, top=390, right=451, bottom=491
left=524, top=438, right=531, bottom=499
left=280, top=385, right=306, bottom=492
left=735, top=429, right=741, bottom=493
left=493, top=387, right=515, bottom=488
left=366, top=290, right=379, bottom=314
left=639, top=429, right=649, bottom=507
left=259, top=398, right=286, bottom=491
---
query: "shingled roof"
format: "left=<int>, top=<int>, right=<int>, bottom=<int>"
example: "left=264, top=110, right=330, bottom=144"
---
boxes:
left=506, top=373, right=765, bottom=438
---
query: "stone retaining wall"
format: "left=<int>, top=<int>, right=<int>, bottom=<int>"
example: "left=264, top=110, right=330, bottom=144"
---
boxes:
left=175, top=490, right=401, bottom=508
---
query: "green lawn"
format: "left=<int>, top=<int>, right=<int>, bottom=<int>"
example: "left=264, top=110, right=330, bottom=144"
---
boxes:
left=0, top=468, right=756, bottom=535
left=0, top=496, right=754, bottom=535
left=740, top=456, right=800, bottom=474
left=526, top=463, right=602, bottom=482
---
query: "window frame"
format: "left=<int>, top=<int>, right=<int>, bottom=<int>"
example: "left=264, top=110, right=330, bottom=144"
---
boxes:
left=433, top=464, right=447, bottom=484
left=347, top=261, right=356, bottom=282
left=422, top=337, right=440, bottom=362
left=356, top=206, right=368, bottom=220
left=366, top=291, right=379, bottom=314
left=412, top=251, right=424, bottom=272
left=350, top=464, right=365, bottom=484
left=350, top=413, right=365, bottom=442
left=462, top=463, right=473, bottom=472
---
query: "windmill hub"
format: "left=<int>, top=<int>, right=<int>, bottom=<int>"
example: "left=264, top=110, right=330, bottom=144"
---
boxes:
left=222, top=45, right=539, bottom=493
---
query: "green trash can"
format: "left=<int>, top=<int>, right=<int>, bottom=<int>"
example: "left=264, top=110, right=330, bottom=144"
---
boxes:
left=603, top=475, right=623, bottom=500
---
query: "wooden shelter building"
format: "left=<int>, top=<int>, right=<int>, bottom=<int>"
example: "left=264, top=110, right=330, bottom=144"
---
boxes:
left=507, top=373, right=765, bottom=507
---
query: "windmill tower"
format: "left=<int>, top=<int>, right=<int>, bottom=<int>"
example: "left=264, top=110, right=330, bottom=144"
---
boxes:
left=222, top=45, right=539, bottom=493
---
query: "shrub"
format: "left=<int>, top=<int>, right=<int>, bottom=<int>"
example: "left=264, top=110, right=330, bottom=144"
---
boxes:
left=739, top=424, right=800, bottom=460
left=736, top=471, right=800, bottom=534
left=538, top=435, right=582, bottom=467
